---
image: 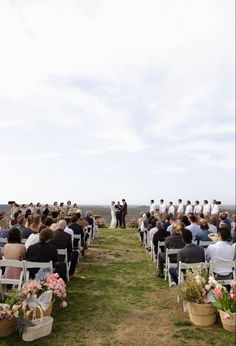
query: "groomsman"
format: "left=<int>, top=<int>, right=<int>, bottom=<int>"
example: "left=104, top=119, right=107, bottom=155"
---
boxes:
left=177, top=199, right=184, bottom=217
left=159, top=199, right=167, bottom=221
left=203, top=200, right=211, bottom=217
left=185, top=200, right=193, bottom=216
left=121, top=199, right=128, bottom=229
left=194, top=200, right=202, bottom=215
left=168, top=201, right=175, bottom=216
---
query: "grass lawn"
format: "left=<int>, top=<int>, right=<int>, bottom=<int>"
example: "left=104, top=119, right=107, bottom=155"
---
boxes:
left=1, top=228, right=235, bottom=345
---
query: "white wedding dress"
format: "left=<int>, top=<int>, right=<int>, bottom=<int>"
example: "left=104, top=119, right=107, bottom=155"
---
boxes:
left=110, top=204, right=116, bottom=228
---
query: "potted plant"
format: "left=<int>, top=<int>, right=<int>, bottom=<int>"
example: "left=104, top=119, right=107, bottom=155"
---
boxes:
left=0, top=290, right=23, bottom=337
left=180, top=268, right=217, bottom=326
left=212, top=280, right=236, bottom=332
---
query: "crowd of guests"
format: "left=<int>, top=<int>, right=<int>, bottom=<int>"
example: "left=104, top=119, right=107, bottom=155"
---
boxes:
left=139, top=198, right=236, bottom=284
left=0, top=201, right=96, bottom=282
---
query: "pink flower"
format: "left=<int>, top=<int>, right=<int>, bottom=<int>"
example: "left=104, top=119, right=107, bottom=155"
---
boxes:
left=230, top=291, right=236, bottom=301
left=60, top=301, right=67, bottom=308
left=213, top=286, right=223, bottom=298
left=223, top=313, right=231, bottom=320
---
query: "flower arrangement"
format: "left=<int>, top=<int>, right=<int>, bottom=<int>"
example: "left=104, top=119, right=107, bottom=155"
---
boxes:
left=181, top=267, right=214, bottom=304
left=0, top=304, right=21, bottom=320
left=212, top=280, right=236, bottom=316
left=21, top=268, right=67, bottom=308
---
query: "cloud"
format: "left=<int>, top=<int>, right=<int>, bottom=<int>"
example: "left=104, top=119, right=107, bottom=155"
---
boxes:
left=149, top=165, right=187, bottom=174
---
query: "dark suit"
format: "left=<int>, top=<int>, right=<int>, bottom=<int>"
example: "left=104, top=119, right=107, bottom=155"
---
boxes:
left=121, top=202, right=128, bottom=228
left=114, top=204, right=122, bottom=228
left=169, top=243, right=205, bottom=284
left=53, top=229, right=78, bottom=276
left=26, top=242, right=66, bottom=282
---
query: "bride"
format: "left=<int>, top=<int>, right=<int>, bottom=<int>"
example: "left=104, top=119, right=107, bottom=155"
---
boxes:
left=110, top=201, right=116, bottom=229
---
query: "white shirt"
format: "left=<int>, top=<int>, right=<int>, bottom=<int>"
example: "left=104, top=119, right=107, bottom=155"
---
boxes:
left=64, top=226, right=74, bottom=246
left=206, top=241, right=235, bottom=275
left=25, top=234, right=40, bottom=250
left=203, top=204, right=211, bottom=215
left=185, top=205, right=193, bottom=215
left=168, top=205, right=175, bottom=215
left=159, top=203, right=167, bottom=213
left=167, top=224, right=173, bottom=234
left=208, top=223, right=217, bottom=233
left=149, top=227, right=158, bottom=242
left=177, top=203, right=184, bottom=213
left=186, top=223, right=201, bottom=240
left=150, top=203, right=157, bottom=213
left=211, top=204, right=219, bottom=215
left=194, top=205, right=202, bottom=214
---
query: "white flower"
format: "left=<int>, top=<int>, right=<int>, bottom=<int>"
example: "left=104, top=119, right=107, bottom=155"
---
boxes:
left=205, top=284, right=211, bottom=291
left=13, top=311, right=19, bottom=318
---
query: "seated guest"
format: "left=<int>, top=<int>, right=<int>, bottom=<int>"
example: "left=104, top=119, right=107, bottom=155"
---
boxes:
left=26, top=227, right=66, bottom=282
left=219, top=212, right=232, bottom=230
left=25, top=225, right=47, bottom=250
left=152, top=221, right=170, bottom=255
left=206, top=227, right=235, bottom=279
left=166, top=216, right=176, bottom=235
left=195, top=219, right=212, bottom=244
left=157, top=222, right=185, bottom=278
left=64, top=217, right=74, bottom=247
left=30, top=215, right=41, bottom=233
left=53, top=220, right=79, bottom=279
left=0, top=216, right=8, bottom=247
left=186, top=215, right=201, bottom=240
left=69, top=214, right=85, bottom=249
left=16, top=215, right=32, bottom=239
left=169, top=229, right=205, bottom=284
left=50, top=211, right=60, bottom=231
left=3, top=227, right=26, bottom=279
left=205, top=216, right=218, bottom=233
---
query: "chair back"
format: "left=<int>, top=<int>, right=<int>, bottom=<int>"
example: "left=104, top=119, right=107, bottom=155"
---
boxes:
left=209, top=260, right=235, bottom=285
left=178, top=261, right=208, bottom=286
left=57, top=249, right=70, bottom=281
left=199, top=241, right=212, bottom=248
left=24, top=260, right=53, bottom=281
left=0, top=259, right=24, bottom=296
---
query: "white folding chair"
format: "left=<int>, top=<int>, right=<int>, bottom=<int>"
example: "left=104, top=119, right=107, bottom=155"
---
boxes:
left=209, top=260, right=236, bottom=285
left=0, top=259, right=24, bottom=299
left=150, top=241, right=156, bottom=263
left=21, top=238, right=27, bottom=244
left=74, top=234, right=82, bottom=249
left=178, top=261, right=207, bottom=286
left=199, top=241, right=212, bottom=248
left=85, top=225, right=93, bottom=247
left=156, top=241, right=165, bottom=265
left=24, top=260, right=53, bottom=281
left=57, top=249, right=71, bottom=282
left=165, top=248, right=181, bottom=286
left=0, top=237, right=7, bottom=245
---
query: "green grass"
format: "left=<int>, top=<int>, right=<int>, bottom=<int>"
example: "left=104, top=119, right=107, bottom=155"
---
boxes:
left=1, top=228, right=235, bottom=346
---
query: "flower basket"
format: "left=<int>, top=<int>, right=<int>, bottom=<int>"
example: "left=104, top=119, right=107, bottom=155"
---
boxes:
left=26, top=299, right=54, bottom=320
left=219, top=310, right=236, bottom=332
left=0, top=318, right=16, bottom=337
left=188, top=302, right=216, bottom=327
left=22, top=306, right=53, bottom=342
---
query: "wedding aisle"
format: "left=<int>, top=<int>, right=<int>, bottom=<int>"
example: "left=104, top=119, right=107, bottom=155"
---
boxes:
left=2, top=229, right=234, bottom=346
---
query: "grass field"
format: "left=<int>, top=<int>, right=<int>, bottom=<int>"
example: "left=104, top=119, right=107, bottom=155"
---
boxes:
left=1, top=228, right=235, bottom=346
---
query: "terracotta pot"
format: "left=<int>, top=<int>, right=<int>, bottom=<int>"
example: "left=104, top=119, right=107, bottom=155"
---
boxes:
left=0, top=318, right=16, bottom=337
left=219, top=310, right=236, bottom=332
left=188, top=302, right=216, bottom=327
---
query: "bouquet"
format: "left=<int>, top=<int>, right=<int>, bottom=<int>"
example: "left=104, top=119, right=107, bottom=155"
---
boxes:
left=0, top=289, right=24, bottom=320
left=181, top=268, right=215, bottom=304
left=212, top=280, right=236, bottom=318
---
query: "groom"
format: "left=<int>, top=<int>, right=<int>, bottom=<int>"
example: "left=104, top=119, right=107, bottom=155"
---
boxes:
left=114, top=201, right=122, bottom=228
left=121, top=199, right=128, bottom=229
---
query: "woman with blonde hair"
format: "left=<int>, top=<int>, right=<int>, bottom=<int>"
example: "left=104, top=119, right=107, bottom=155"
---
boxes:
left=157, top=221, right=185, bottom=278
left=30, top=215, right=41, bottom=233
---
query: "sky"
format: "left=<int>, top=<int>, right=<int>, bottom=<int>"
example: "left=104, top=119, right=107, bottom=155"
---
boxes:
left=0, top=0, right=235, bottom=205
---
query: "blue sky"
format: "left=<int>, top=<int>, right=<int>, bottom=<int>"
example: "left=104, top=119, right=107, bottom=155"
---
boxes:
left=0, top=0, right=235, bottom=205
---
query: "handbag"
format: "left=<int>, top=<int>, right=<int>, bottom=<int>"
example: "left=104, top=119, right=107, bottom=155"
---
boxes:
left=22, top=305, right=53, bottom=342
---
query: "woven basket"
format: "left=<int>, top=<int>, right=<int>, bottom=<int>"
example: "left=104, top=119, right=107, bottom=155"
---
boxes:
left=22, top=306, right=53, bottom=342
left=188, top=302, right=216, bottom=327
